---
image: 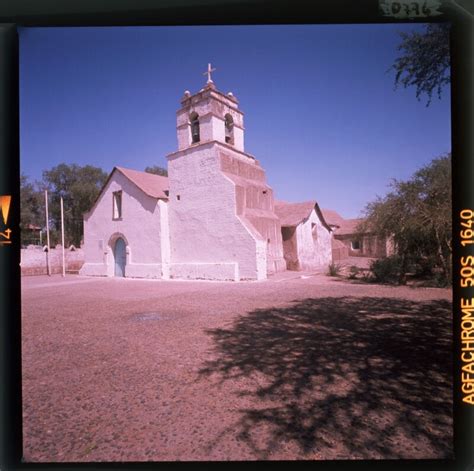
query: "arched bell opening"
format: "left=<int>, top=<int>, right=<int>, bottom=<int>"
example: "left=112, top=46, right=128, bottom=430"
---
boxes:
left=224, top=113, right=234, bottom=145
left=190, top=111, right=200, bottom=144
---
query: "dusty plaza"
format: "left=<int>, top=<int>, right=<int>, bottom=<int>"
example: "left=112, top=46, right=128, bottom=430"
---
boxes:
left=21, top=271, right=453, bottom=462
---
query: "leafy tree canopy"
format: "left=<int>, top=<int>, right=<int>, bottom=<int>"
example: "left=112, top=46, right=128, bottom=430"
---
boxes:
left=20, top=174, right=44, bottom=245
left=362, top=153, right=451, bottom=284
left=391, top=23, right=450, bottom=105
left=144, top=165, right=168, bottom=177
left=42, top=164, right=108, bottom=246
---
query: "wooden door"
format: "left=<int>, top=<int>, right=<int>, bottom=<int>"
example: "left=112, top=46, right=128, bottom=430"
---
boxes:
left=114, top=237, right=126, bottom=277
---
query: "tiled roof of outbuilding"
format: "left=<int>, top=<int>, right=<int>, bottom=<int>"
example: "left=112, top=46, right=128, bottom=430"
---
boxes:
left=274, top=200, right=332, bottom=232
left=320, top=209, right=346, bottom=228
left=115, top=167, right=169, bottom=200
left=274, top=200, right=316, bottom=227
left=335, top=218, right=366, bottom=235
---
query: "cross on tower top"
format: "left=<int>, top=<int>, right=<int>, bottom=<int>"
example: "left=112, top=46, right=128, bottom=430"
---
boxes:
left=203, top=63, right=216, bottom=84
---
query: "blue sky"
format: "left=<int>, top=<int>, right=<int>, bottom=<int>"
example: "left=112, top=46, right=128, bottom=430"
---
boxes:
left=19, top=24, right=451, bottom=219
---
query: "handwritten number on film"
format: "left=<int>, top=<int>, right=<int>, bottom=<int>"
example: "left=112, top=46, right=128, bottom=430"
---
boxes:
left=390, top=2, right=432, bottom=16
left=0, top=228, right=12, bottom=244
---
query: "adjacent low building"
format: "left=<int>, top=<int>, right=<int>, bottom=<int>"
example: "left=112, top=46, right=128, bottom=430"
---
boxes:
left=321, top=210, right=394, bottom=259
left=274, top=201, right=332, bottom=271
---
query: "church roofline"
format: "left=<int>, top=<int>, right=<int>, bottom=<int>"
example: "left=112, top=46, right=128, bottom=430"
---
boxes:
left=166, top=140, right=256, bottom=162
left=180, top=83, right=240, bottom=109
left=83, top=166, right=169, bottom=219
left=115, top=166, right=169, bottom=200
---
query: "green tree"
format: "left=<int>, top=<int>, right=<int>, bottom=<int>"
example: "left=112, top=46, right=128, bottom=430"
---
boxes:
left=144, top=165, right=168, bottom=177
left=362, top=154, right=451, bottom=285
left=20, top=174, right=44, bottom=246
left=43, top=164, right=108, bottom=246
left=391, top=23, right=450, bottom=105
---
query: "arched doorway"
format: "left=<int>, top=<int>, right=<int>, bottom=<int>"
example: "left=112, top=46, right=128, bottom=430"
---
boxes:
left=114, top=237, right=126, bottom=277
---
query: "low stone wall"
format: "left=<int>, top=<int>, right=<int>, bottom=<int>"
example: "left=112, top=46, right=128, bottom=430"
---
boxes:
left=21, top=246, right=84, bottom=276
left=332, top=238, right=349, bottom=262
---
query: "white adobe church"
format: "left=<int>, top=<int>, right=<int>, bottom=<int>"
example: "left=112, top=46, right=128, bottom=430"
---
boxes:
left=80, top=66, right=333, bottom=281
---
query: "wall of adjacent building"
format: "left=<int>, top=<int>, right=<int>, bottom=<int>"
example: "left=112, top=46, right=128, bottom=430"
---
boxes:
left=334, top=233, right=390, bottom=258
left=331, top=238, right=350, bottom=262
left=295, top=209, right=332, bottom=270
left=281, top=226, right=298, bottom=270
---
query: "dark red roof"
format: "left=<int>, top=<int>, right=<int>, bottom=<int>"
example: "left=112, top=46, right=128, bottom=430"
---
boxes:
left=274, top=200, right=316, bottom=227
left=274, top=200, right=332, bottom=232
left=116, top=167, right=169, bottom=200
left=335, top=218, right=366, bottom=235
left=320, top=209, right=345, bottom=227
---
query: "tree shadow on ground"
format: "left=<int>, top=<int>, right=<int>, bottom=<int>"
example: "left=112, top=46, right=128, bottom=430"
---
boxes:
left=199, top=296, right=452, bottom=460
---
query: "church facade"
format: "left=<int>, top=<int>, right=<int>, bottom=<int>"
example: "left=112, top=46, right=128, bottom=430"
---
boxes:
left=80, top=73, right=333, bottom=281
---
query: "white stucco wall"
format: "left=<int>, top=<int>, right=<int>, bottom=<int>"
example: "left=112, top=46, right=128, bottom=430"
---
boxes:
left=295, top=209, right=332, bottom=270
left=167, top=141, right=266, bottom=281
left=159, top=199, right=171, bottom=279
left=21, top=246, right=84, bottom=276
left=222, top=171, right=285, bottom=275
left=80, top=171, right=167, bottom=279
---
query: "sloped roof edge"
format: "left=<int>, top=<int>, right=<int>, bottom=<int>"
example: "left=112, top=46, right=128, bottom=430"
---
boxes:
left=84, top=166, right=169, bottom=219
left=274, top=200, right=332, bottom=232
left=115, top=166, right=169, bottom=200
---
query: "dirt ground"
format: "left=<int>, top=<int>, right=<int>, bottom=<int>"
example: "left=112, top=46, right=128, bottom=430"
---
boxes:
left=21, top=271, right=453, bottom=462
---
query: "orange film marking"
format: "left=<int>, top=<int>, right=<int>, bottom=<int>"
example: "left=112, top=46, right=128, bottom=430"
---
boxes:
left=0, top=195, right=12, bottom=225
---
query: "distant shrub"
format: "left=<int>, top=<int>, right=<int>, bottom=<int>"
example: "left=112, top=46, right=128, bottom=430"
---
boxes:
left=412, top=256, right=437, bottom=277
left=370, top=256, right=402, bottom=284
left=361, top=270, right=373, bottom=283
left=433, top=270, right=450, bottom=287
left=327, top=263, right=341, bottom=277
left=348, top=266, right=360, bottom=279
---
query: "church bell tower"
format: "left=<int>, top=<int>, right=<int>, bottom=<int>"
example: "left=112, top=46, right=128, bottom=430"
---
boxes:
left=166, top=64, right=285, bottom=281
left=176, top=63, right=245, bottom=152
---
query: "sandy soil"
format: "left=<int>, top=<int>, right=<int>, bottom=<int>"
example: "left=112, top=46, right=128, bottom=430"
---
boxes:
left=21, top=272, right=453, bottom=462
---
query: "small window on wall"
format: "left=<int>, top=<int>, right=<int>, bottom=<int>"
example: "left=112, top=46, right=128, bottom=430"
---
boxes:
left=113, top=191, right=122, bottom=220
left=351, top=240, right=361, bottom=250
left=311, top=222, right=318, bottom=241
